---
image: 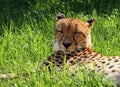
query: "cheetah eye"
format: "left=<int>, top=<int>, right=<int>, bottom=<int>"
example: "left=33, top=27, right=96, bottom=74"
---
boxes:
left=56, top=30, right=63, bottom=33
left=74, top=31, right=82, bottom=35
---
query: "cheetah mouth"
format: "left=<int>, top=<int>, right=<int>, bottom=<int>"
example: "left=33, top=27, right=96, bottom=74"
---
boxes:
left=62, top=47, right=85, bottom=53
left=64, top=50, right=71, bottom=53
left=63, top=49, right=73, bottom=54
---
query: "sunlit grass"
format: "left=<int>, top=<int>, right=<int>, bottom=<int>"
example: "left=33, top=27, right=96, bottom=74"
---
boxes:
left=0, top=10, right=119, bottom=87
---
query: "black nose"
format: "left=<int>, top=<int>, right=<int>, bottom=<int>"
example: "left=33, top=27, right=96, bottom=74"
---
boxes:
left=62, top=42, right=72, bottom=48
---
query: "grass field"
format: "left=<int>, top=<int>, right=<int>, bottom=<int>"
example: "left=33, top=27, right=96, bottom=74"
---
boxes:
left=0, top=0, right=120, bottom=87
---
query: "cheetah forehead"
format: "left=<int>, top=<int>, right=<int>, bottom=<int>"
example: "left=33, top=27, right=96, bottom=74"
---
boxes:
left=56, top=18, right=91, bottom=33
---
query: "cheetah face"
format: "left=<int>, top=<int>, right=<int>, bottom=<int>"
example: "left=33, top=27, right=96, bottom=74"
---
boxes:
left=54, top=14, right=95, bottom=53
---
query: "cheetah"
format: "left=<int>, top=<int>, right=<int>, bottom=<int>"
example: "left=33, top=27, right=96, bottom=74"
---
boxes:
left=40, top=14, right=120, bottom=86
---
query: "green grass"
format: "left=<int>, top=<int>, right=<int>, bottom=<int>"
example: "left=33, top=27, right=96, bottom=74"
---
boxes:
left=0, top=13, right=119, bottom=87
left=0, top=1, right=120, bottom=87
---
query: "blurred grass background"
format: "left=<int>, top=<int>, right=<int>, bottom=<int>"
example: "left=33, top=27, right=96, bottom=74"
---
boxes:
left=0, top=0, right=120, bottom=86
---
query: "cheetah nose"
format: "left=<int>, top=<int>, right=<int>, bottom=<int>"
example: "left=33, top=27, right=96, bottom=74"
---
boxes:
left=62, top=42, right=72, bottom=48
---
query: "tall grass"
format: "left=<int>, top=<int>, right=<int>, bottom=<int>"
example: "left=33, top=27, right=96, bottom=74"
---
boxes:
left=0, top=0, right=120, bottom=87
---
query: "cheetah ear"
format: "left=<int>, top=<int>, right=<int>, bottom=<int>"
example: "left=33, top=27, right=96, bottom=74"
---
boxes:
left=56, top=13, right=66, bottom=21
left=86, top=18, right=95, bottom=28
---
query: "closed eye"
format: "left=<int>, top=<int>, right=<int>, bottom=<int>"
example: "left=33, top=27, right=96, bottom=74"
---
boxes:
left=56, top=30, right=63, bottom=33
left=74, top=31, right=82, bottom=35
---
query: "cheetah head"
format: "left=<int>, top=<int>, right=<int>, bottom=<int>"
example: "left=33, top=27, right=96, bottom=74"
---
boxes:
left=54, top=13, right=95, bottom=53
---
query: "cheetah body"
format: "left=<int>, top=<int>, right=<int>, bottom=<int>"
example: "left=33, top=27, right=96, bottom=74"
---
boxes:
left=41, top=48, right=120, bottom=85
left=40, top=14, right=120, bottom=86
